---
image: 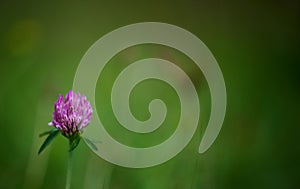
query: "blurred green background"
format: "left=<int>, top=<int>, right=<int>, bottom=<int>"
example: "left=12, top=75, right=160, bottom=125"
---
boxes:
left=0, top=0, right=299, bottom=188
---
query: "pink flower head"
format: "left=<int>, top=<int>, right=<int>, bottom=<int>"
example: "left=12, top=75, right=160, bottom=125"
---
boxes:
left=49, top=90, right=92, bottom=137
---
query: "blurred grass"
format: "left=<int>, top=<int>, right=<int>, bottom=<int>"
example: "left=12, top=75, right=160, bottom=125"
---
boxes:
left=0, top=0, right=299, bottom=189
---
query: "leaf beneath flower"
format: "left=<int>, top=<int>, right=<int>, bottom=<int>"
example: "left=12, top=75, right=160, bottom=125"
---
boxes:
left=84, top=138, right=99, bottom=151
left=39, top=128, right=59, bottom=137
left=38, top=130, right=60, bottom=154
left=69, top=137, right=80, bottom=152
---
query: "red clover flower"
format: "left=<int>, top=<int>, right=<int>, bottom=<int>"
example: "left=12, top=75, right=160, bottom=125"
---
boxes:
left=38, top=90, right=93, bottom=154
left=49, top=90, right=93, bottom=137
left=38, top=90, right=93, bottom=189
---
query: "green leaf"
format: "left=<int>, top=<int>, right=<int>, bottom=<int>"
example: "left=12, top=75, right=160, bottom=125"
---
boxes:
left=38, top=130, right=60, bottom=154
left=69, top=137, right=80, bottom=152
left=84, top=138, right=99, bottom=151
left=39, top=128, right=58, bottom=137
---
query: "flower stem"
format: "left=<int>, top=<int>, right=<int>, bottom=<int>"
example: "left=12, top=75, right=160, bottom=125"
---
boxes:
left=66, top=146, right=73, bottom=189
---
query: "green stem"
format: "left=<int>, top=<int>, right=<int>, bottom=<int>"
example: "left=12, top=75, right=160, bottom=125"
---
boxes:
left=66, top=144, right=73, bottom=189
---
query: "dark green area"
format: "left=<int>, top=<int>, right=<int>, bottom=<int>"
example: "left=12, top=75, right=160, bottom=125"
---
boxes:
left=96, top=44, right=201, bottom=148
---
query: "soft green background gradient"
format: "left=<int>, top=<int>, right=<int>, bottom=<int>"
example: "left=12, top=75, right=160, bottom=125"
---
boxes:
left=0, top=0, right=299, bottom=189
